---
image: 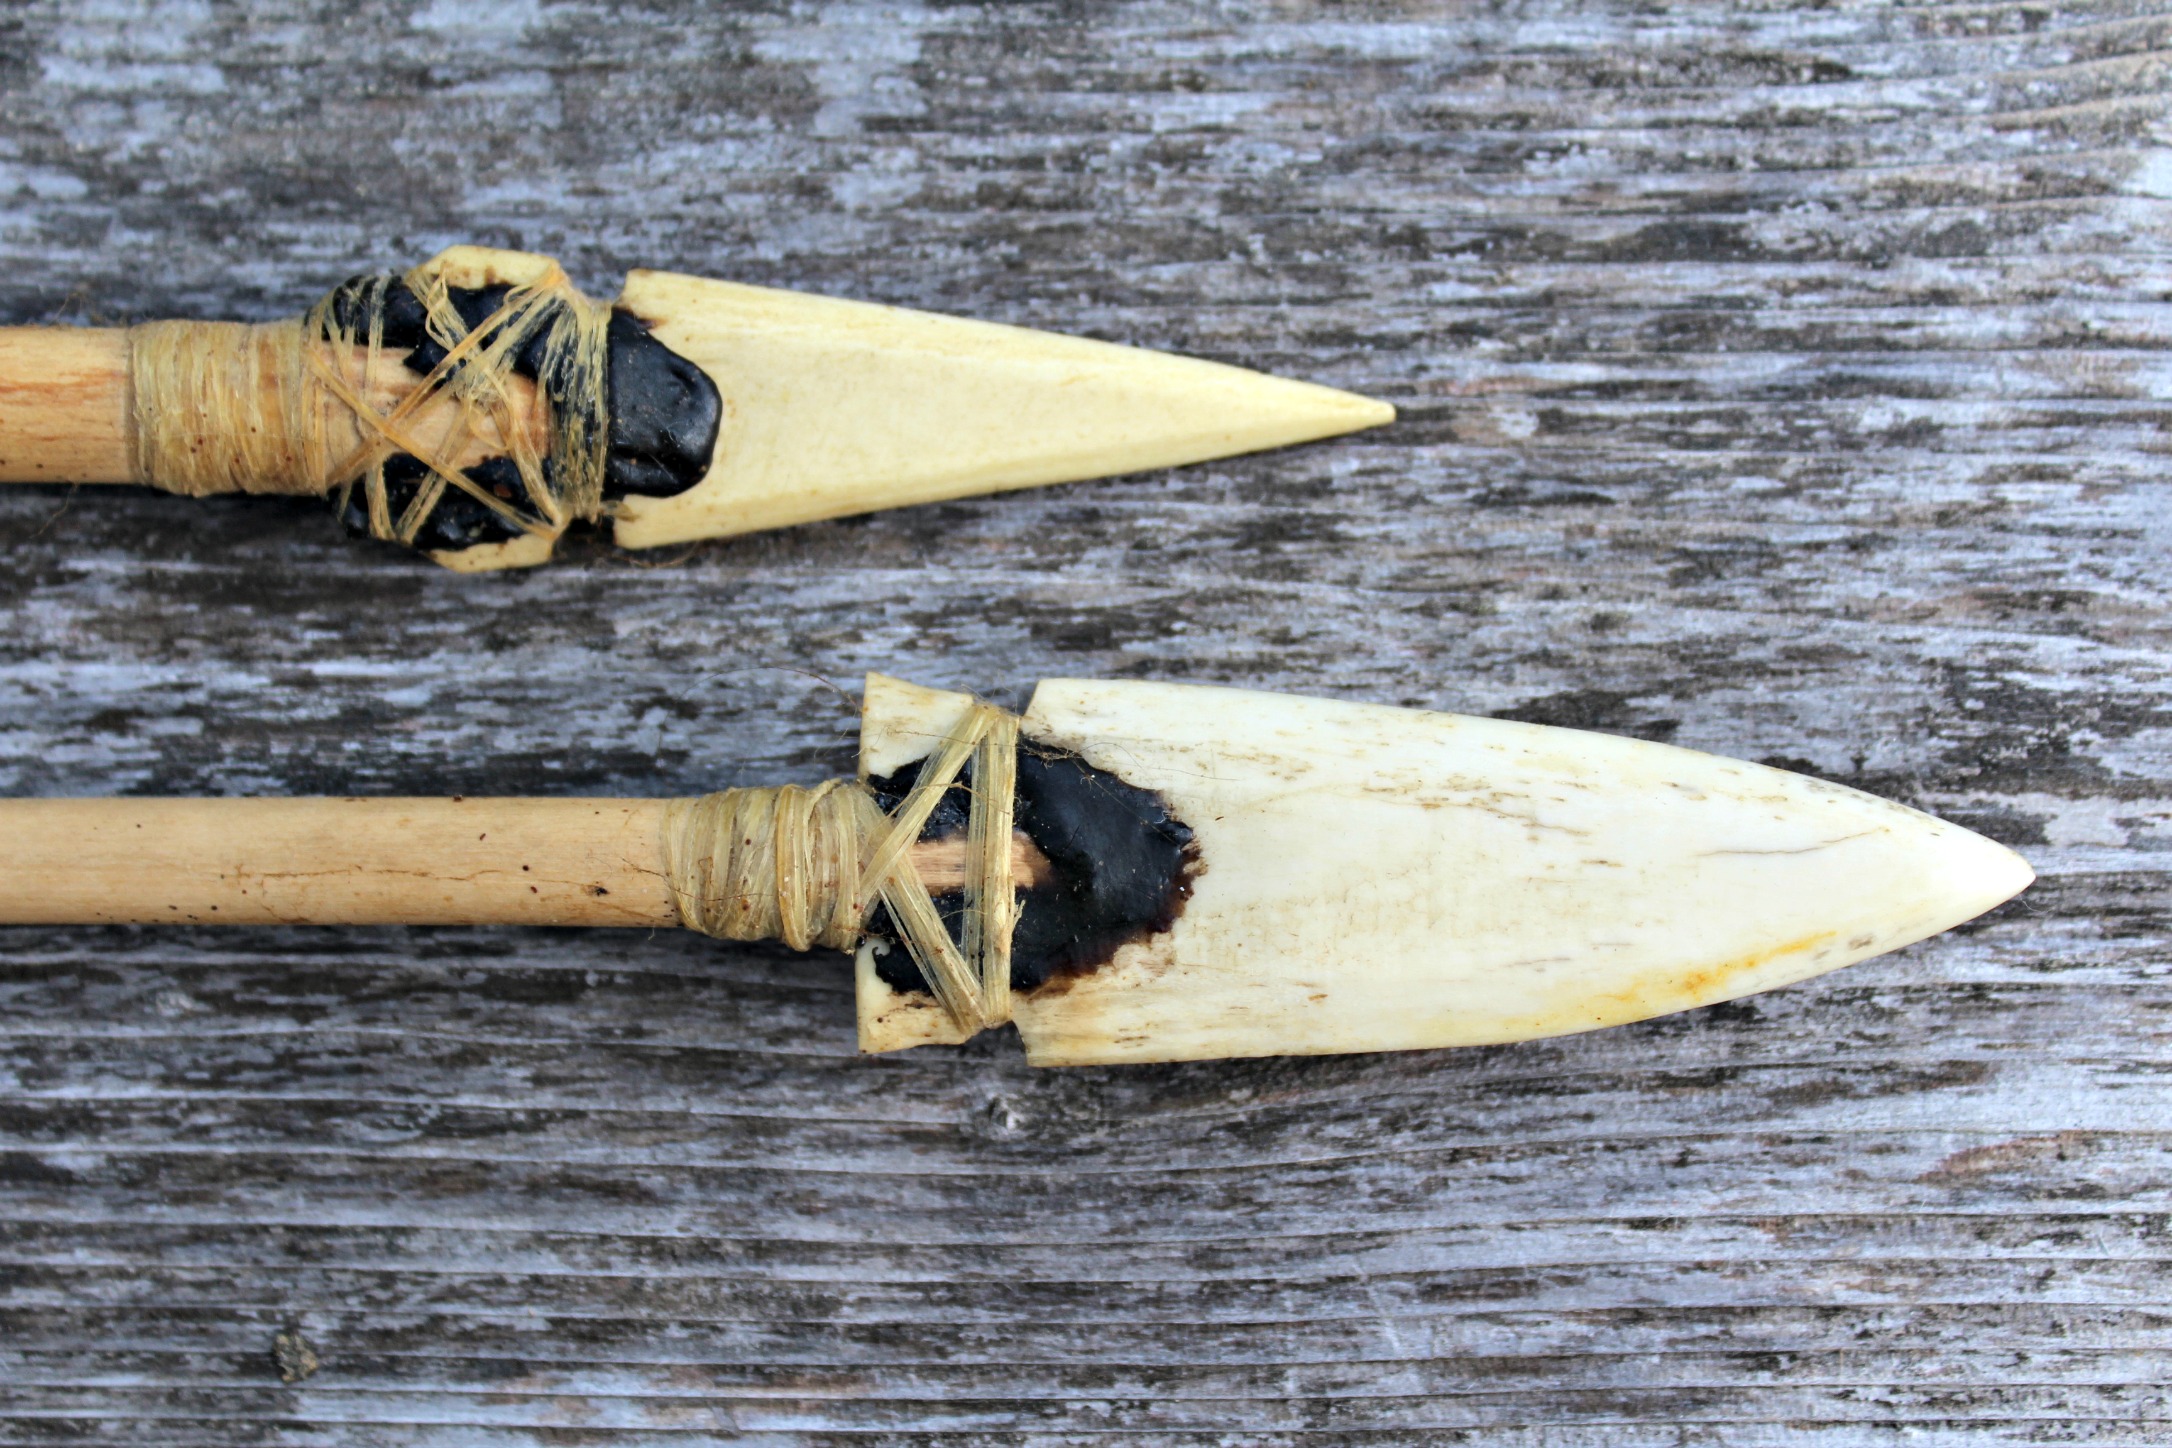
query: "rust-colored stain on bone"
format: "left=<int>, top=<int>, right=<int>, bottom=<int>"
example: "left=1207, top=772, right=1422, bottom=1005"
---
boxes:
left=1587, top=930, right=1838, bottom=1024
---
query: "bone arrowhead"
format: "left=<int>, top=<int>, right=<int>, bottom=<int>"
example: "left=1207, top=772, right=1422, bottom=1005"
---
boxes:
left=0, top=246, right=1393, bottom=568
left=855, top=678, right=2034, bottom=1066
left=608, top=269, right=1395, bottom=550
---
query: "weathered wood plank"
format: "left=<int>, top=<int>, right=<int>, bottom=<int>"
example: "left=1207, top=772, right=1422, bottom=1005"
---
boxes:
left=1, top=0, right=2168, bottom=1441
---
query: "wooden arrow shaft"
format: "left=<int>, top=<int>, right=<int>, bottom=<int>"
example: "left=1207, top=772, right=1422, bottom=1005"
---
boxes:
left=0, top=797, right=1038, bottom=933
left=0, top=797, right=676, bottom=927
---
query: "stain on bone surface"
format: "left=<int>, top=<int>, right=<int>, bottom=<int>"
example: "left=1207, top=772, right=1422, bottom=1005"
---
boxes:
left=867, top=741, right=1196, bottom=995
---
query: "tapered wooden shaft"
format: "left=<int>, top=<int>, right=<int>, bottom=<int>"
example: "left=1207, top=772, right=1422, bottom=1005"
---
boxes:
left=0, top=797, right=1033, bottom=930
left=0, top=798, right=678, bottom=927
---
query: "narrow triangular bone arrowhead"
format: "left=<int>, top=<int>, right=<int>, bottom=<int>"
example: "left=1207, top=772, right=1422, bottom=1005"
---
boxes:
left=856, top=678, right=2034, bottom=1066
left=608, top=271, right=1394, bottom=550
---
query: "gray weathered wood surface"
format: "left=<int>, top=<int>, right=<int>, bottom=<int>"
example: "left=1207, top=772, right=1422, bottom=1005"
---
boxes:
left=2, top=1, right=2169, bottom=1442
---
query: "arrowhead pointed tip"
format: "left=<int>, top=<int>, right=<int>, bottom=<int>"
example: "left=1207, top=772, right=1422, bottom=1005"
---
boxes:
left=1921, top=819, right=2034, bottom=929
left=1195, top=376, right=1395, bottom=456
left=1315, top=390, right=1397, bottom=435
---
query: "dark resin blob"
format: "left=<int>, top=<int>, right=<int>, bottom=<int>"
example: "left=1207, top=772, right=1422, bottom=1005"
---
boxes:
left=867, top=740, right=1196, bottom=997
left=322, top=276, right=721, bottom=554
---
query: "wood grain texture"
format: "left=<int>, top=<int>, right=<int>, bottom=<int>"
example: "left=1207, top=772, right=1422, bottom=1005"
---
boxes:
left=0, top=0, right=2166, bottom=1442
left=0, top=328, right=131, bottom=484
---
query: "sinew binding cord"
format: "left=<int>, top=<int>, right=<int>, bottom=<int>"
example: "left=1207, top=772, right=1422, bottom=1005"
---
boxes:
left=126, top=259, right=639, bottom=560
left=663, top=701, right=1026, bottom=1034
left=0, top=246, right=1395, bottom=570
left=0, top=676, right=2032, bottom=1068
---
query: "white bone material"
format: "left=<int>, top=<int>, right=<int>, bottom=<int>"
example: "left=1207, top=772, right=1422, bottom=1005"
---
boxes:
left=855, top=676, right=2035, bottom=1066
left=608, top=270, right=1395, bottom=550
